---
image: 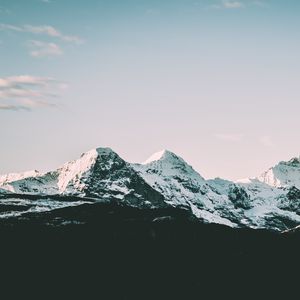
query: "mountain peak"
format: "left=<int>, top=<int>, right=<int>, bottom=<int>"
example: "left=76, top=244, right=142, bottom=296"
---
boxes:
left=95, top=147, right=115, bottom=155
left=0, top=169, right=40, bottom=186
left=82, top=147, right=117, bottom=157
left=139, top=149, right=205, bottom=180
left=78, top=147, right=122, bottom=163
left=142, top=149, right=179, bottom=165
left=285, top=156, right=300, bottom=166
left=256, top=155, right=300, bottom=189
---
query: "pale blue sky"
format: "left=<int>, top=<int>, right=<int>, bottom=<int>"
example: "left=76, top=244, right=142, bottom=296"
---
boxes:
left=0, top=0, right=300, bottom=180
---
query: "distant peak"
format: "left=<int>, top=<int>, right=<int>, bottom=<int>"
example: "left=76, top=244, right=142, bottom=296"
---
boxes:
left=236, top=177, right=254, bottom=184
left=25, top=169, right=40, bottom=176
left=81, top=147, right=117, bottom=158
left=95, top=147, right=115, bottom=155
left=142, top=149, right=175, bottom=164
left=0, top=169, right=40, bottom=185
left=75, top=147, right=122, bottom=167
left=0, top=169, right=40, bottom=178
left=286, top=157, right=300, bottom=165
left=275, top=156, right=300, bottom=168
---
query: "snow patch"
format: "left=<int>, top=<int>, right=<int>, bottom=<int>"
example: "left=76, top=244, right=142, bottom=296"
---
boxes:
left=142, top=150, right=168, bottom=164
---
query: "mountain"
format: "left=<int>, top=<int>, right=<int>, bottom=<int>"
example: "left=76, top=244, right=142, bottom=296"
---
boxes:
left=257, top=156, right=300, bottom=189
left=1, top=147, right=300, bottom=231
left=0, top=148, right=166, bottom=219
left=54, top=147, right=165, bottom=208
left=133, top=150, right=300, bottom=230
left=230, top=157, right=300, bottom=230
left=237, top=157, right=300, bottom=190
left=133, top=150, right=238, bottom=227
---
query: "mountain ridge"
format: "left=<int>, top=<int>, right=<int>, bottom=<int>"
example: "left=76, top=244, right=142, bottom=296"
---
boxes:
left=1, top=147, right=300, bottom=231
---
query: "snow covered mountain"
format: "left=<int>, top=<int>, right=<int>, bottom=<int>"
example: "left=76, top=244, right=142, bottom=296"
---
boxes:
left=1, top=147, right=300, bottom=231
left=0, top=148, right=165, bottom=208
left=133, top=150, right=238, bottom=227
left=229, top=156, right=300, bottom=230
left=133, top=150, right=300, bottom=230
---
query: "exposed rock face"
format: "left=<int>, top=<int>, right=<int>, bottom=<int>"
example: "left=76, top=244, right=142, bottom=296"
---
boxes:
left=228, top=185, right=251, bottom=209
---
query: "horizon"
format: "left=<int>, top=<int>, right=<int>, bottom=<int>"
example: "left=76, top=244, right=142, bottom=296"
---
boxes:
left=1, top=0, right=300, bottom=180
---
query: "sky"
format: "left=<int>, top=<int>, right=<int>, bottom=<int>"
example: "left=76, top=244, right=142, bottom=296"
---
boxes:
left=0, top=0, right=300, bottom=180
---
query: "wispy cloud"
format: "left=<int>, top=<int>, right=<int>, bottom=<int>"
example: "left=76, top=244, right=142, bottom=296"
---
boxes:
left=222, top=0, right=244, bottom=8
left=28, top=40, right=63, bottom=57
left=0, top=104, right=29, bottom=111
left=215, top=133, right=244, bottom=142
left=0, top=75, right=66, bottom=111
left=208, top=0, right=267, bottom=9
left=209, top=0, right=244, bottom=9
left=0, top=23, right=83, bottom=44
left=0, top=23, right=82, bottom=58
left=0, top=75, right=52, bottom=88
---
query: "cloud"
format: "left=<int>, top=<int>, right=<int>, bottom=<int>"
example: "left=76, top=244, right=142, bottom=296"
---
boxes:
left=215, top=133, right=244, bottom=142
left=209, top=0, right=244, bottom=9
left=28, top=40, right=63, bottom=57
left=0, top=23, right=83, bottom=44
left=0, top=75, right=55, bottom=87
left=208, top=0, right=267, bottom=9
left=0, top=104, right=29, bottom=111
left=259, top=136, right=274, bottom=147
left=222, top=0, right=244, bottom=8
left=0, top=75, right=66, bottom=111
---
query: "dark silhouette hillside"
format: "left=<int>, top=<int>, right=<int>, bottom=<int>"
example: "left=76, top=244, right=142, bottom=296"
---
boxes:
left=0, top=200, right=299, bottom=299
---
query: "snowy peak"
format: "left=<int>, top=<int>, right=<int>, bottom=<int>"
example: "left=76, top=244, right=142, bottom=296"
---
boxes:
left=284, top=157, right=300, bottom=167
left=64, top=147, right=165, bottom=206
left=76, top=147, right=122, bottom=168
left=57, top=149, right=98, bottom=193
left=257, top=155, right=300, bottom=189
left=0, top=170, right=40, bottom=186
left=141, top=149, right=205, bottom=181
left=79, top=147, right=123, bottom=171
left=94, top=147, right=125, bottom=170
left=0, top=148, right=127, bottom=196
left=56, top=147, right=127, bottom=195
left=142, top=149, right=173, bottom=164
left=95, top=147, right=121, bottom=160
